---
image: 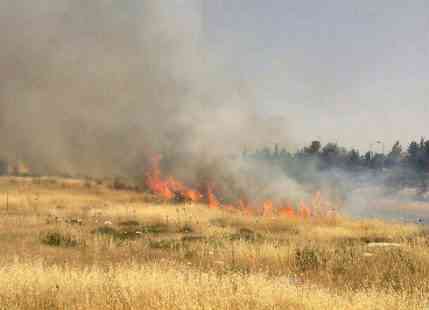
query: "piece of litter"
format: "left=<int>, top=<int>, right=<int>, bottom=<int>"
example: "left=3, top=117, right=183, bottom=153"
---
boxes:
left=367, top=242, right=401, bottom=248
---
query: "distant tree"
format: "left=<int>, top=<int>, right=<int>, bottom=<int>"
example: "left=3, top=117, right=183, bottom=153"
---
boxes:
left=386, top=141, right=402, bottom=167
left=280, top=148, right=289, bottom=158
left=423, top=140, right=429, bottom=171
left=407, top=141, right=419, bottom=164
left=261, top=147, right=271, bottom=160
left=347, top=149, right=360, bottom=169
left=405, top=140, right=428, bottom=193
left=420, top=137, right=426, bottom=150
left=304, top=140, right=321, bottom=155
left=320, top=143, right=342, bottom=168
left=273, top=144, right=279, bottom=158
left=364, top=151, right=372, bottom=164
left=391, top=141, right=402, bottom=157
left=372, top=153, right=385, bottom=170
left=424, top=140, right=429, bottom=154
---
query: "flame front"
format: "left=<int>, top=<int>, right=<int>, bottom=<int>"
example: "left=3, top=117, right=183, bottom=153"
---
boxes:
left=207, top=186, right=220, bottom=209
left=262, top=200, right=274, bottom=217
left=145, top=156, right=338, bottom=219
left=145, top=156, right=202, bottom=202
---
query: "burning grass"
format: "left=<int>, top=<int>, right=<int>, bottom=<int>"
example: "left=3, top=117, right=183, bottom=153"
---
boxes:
left=144, top=155, right=337, bottom=221
left=0, top=176, right=427, bottom=309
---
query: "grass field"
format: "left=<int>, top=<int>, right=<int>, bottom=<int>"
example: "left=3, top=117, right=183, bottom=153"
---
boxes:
left=0, top=176, right=428, bottom=309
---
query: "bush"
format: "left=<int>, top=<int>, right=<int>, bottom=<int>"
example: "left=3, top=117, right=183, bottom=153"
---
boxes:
left=149, top=239, right=181, bottom=250
left=118, top=220, right=140, bottom=226
left=40, top=231, right=79, bottom=248
left=141, top=223, right=169, bottom=234
left=230, top=228, right=262, bottom=242
left=295, top=246, right=325, bottom=272
left=177, top=223, right=194, bottom=234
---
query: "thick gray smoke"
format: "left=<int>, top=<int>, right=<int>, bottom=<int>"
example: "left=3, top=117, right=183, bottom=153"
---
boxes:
left=0, top=1, right=288, bottom=177
left=2, top=1, right=427, bottom=222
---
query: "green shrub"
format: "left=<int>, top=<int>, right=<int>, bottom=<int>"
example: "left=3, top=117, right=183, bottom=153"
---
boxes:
left=141, top=223, right=169, bottom=234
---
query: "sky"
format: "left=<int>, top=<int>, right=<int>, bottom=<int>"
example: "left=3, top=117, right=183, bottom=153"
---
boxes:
left=201, top=0, right=429, bottom=152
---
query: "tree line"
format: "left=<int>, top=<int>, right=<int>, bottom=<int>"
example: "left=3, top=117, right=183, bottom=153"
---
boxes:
left=244, top=138, right=429, bottom=195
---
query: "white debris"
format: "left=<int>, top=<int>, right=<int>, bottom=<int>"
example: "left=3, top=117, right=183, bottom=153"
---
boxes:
left=367, top=242, right=401, bottom=248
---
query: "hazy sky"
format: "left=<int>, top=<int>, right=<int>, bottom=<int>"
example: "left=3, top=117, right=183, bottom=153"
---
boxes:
left=202, top=0, right=429, bottom=152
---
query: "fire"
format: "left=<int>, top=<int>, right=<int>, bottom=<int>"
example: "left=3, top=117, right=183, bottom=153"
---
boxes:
left=298, top=200, right=312, bottom=218
left=145, top=156, right=338, bottom=220
left=278, top=200, right=296, bottom=218
left=145, top=156, right=202, bottom=202
left=278, top=206, right=295, bottom=218
left=184, top=189, right=202, bottom=202
left=146, top=177, right=175, bottom=200
left=207, top=186, right=220, bottom=209
left=262, top=200, right=274, bottom=217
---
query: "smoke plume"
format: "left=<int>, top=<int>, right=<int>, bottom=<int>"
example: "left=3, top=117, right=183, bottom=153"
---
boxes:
left=0, top=1, right=288, bottom=178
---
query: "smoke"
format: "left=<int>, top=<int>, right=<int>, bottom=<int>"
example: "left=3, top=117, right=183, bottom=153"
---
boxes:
left=3, top=0, right=429, bottom=224
left=0, top=0, right=289, bottom=177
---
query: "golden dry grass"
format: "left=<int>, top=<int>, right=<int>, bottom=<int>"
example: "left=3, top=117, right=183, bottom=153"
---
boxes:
left=0, top=176, right=428, bottom=309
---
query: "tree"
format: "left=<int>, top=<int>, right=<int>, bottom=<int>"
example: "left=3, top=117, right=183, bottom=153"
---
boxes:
left=372, top=153, right=385, bottom=170
left=364, top=151, right=372, bottom=164
left=423, top=140, right=429, bottom=171
left=347, top=149, right=360, bottom=169
left=261, top=147, right=271, bottom=160
left=304, top=141, right=321, bottom=155
left=407, top=141, right=419, bottom=164
left=386, top=141, right=402, bottom=167
left=320, top=143, right=342, bottom=168
left=273, top=144, right=279, bottom=158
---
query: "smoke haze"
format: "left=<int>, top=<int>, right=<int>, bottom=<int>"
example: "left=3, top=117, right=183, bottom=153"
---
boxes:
left=2, top=1, right=428, bottom=223
left=0, top=1, right=288, bottom=177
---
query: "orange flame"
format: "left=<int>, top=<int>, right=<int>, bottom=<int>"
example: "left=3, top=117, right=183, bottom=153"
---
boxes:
left=145, top=155, right=337, bottom=219
left=207, top=186, right=220, bottom=209
left=262, top=200, right=274, bottom=217
left=145, top=156, right=202, bottom=202
left=298, top=200, right=312, bottom=218
left=278, top=204, right=295, bottom=218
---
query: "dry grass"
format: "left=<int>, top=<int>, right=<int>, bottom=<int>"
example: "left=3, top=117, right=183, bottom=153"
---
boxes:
left=0, top=176, right=428, bottom=309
